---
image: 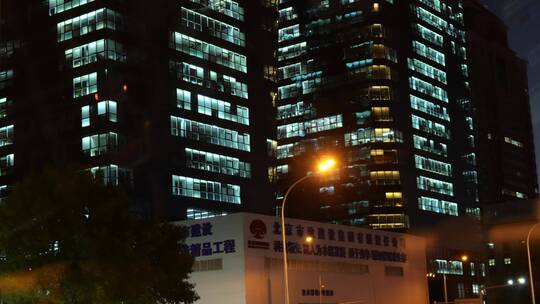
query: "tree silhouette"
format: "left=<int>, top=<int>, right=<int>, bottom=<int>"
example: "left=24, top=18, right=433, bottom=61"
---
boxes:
left=0, top=168, right=198, bottom=303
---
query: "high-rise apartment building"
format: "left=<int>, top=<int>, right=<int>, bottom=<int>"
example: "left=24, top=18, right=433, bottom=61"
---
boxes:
left=479, top=0, right=540, bottom=181
left=465, top=0, right=538, bottom=205
left=276, top=0, right=478, bottom=231
left=0, top=0, right=277, bottom=220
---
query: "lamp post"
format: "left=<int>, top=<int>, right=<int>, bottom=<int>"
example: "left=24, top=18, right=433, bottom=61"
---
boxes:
left=304, top=236, right=323, bottom=304
left=427, top=255, right=468, bottom=304
left=480, top=278, right=527, bottom=303
left=281, top=158, right=336, bottom=304
left=527, top=222, right=540, bottom=304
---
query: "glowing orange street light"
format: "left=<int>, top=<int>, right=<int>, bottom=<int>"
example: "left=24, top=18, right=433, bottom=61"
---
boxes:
left=461, top=255, right=469, bottom=262
left=317, top=158, right=336, bottom=173
left=281, top=157, right=337, bottom=304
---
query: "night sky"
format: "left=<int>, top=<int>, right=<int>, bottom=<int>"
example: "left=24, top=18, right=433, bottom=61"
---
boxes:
left=479, top=0, right=540, bottom=183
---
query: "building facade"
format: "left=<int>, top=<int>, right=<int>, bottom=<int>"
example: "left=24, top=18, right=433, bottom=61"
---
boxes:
left=0, top=0, right=277, bottom=219
left=274, top=0, right=490, bottom=301
left=178, top=212, right=429, bottom=304
left=482, top=200, right=540, bottom=304
left=465, top=0, right=538, bottom=206
left=478, top=0, right=540, bottom=182
left=275, top=0, right=478, bottom=230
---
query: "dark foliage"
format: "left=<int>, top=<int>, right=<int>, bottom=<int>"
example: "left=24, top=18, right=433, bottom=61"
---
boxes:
left=0, top=169, right=198, bottom=303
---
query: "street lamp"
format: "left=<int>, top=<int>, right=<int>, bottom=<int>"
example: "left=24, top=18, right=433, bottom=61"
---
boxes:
left=427, top=255, right=469, bottom=304
left=480, top=278, right=527, bottom=303
left=526, top=222, right=540, bottom=304
left=281, top=157, right=337, bottom=304
left=303, top=235, right=324, bottom=304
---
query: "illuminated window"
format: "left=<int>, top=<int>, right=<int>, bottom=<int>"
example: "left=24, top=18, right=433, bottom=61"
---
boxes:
left=277, top=115, right=342, bottom=139
left=171, top=33, right=247, bottom=73
left=171, top=116, right=250, bottom=151
left=416, top=0, right=441, bottom=12
left=181, top=7, right=245, bottom=46
left=65, top=39, right=126, bottom=68
left=466, top=117, right=474, bottom=130
left=264, top=65, right=277, bottom=82
left=278, top=83, right=301, bottom=99
left=277, top=142, right=304, bottom=159
left=278, top=42, right=307, bottom=61
left=415, top=155, right=452, bottom=176
left=413, top=135, right=447, bottom=156
left=371, top=149, right=398, bottom=164
left=412, top=6, right=449, bottom=34
left=372, top=44, right=397, bottom=62
left=81, top=100, right=117, bottom=127
left=502, top=189, right=527, bottom=199
left=0, top=125, right=14, bottom=147
left=412, top=115, right=450, bottom=139
left=366, top=86, right=392, bottom=101
left=409, top=76, right=448, bottom=102
left=188, top=0, right=244, bottom=21
left=418, top=196, right=458, bottom=216
left=417, top=176, right=453, bottom=196
left=279, top=62, right=305, bottom=80
left=198, top=94, right=249, bottom=125
left=48, top=0, right=95, bottom=15
left=278, top=24, right=300, bottom=42
left=176, top=89, right=191, bottom=110
left=171, top=61, right=251, bottom=98
left=504, top=137, right=524, bottom=148
left=386, top=192, right=402, bottom=199
left=367, top=214, right=408, bottom=229
left=276, top=164, right=289, bottom=178
left=368, top=24, right=385, bottom=38
left=408, top=58, right=447, bottom=84
left=0, top=40, right=22, bottom=59
left=349, top=64, right=391, bottom=80
left=186, top=208, right=228, bottom=220
left=81, top=106, right=90, bottom=127
left=345, top=128, right=402, bottom=146
left=279, top=7, right=298, bottom=21
left=410, top=95, right=449, bottom=121
left=82, top=132, right=118, bottom=156
left=372, top=107, right=392, bottom=121
left=504, top=257, right=511, bottom=265
left=0, top=154, right=14, bottom=176
left=431, top=259, right=463, bottom=275
left=172, top=175, right=241, bottom=204
left=73, top=72, right=97, bottom=98
left=88, top=164, right=120, bottom=185
left=472, top=284, right=479, bottom=295
left=185, top=148, right=251, bottom=178
left=97, top=100, right=117, bottom=122
left=57, top=9, right=123, bottom=42
left=412, top=40, right=445, bottom=66
left=0, top=70, right=14, bottom=89
left=0, top=98, right=8, bottom=118
left=277, top=101, right=307, bottom=120
left=370, top=171, right=400, bottom=185
left=413, top=23, right=443, bottom=47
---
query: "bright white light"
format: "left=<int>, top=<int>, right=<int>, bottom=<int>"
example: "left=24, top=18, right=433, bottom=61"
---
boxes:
left=507, top=279, right=514, bottom=285
left=518, top=277, right=526, bottom=285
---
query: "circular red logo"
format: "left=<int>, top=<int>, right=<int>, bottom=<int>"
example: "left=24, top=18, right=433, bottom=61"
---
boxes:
left=250, top=220, right=267, bottom=239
